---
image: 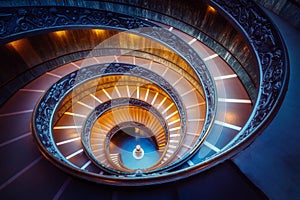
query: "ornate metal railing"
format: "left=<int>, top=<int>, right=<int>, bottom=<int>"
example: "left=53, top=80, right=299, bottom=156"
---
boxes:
left=211, top=0, right=289, bottom=149
left=0, top=6, right=216, bottom=124
left=1, top=0, right=289, bottom=185
left=32, top=60, right=211, bottom=183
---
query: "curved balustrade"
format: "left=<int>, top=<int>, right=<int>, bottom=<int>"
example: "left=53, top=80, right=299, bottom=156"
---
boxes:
left=211, top=0, right=289, bottom=149
left=33, top=57, right=208, bottom=182
left=0, top=0, right=288, bottom=187
left=83, top=97, right=173, bottom=174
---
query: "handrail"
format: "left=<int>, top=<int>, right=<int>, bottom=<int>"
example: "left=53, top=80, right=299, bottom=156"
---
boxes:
left=83, top=98, right=170, bottom=174
left=210, top=0, right=289, bottom=151
left=27, top=0, right=289, bottom=185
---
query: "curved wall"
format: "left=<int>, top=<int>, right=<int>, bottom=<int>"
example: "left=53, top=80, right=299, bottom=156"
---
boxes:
left=0, top=1, right=294, bottom=197
left=0, top=0, right=259, bottom=105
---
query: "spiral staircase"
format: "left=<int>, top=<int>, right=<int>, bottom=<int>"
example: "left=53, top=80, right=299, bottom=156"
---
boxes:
left=0, top=0, right=291, bottom=199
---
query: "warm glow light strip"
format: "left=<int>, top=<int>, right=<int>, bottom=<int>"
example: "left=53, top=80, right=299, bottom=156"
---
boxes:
left=218, top=98, right=251, bottom=104
left=148, top=60, right=153, bottom=69
left=169, top=127, right=180, bottom=132
left=54, top=30, right=66, bottom=37
left=114, top=86, right=121, bottom=98
left=183, top=144, right=192, bottom=149
left=188, top=38, right=197, bottom=45
left=56, top=137, right=81, bottom=146
left=187, top=160, right=194, bottom=166
left=162, top=103, right=174, bottom=114
left=80, top=160, right=92, bottom=169
left=19, top=89, right=45, bottom=93
left=114, top=55, right=119, bottom=62
left=110, top=155, right=118, bottom=162
left=64, top=112, right=86, bottom=118
left=169, top=134, right=180, bottom=138
left=91, top=138, right=105, bottom=141
left=162, top=68, right=168, bottom=77
left=133, top=56, right=136, bottom=65
left=126, top=85, right=131, bottom=97
left=151, top=92, right=159, bottom=105
left=214, top=120, right=241, bottom=131
left=70, top=62, right=81, bottom=69
left=181, top=88, right=196, bottom=97
left=203, top=141, right=221, bottom=153
left=53, top=126, right=82, bottom=130
left=156, top=135, right=165, bottom=142
left=165, top=111, right=178, bottom=120
left=167, top=149, right=175, bottom=154
left=97, top=153, right=105, bottom=158
left=89, top=94, right=102, bottom=103
left=157, top=97, right=167, bottom=109
left=77, top=101, right=93, bottom=110
left=214, top=74, right=237, bottom=80
left=208, top=5, right=216, bottom=12
left=186, top=132, right=197, bottom=136
left=186, top=102, right=205, bottom=109
left=96, top=154, right=105, bottom=161
left=66, top=149, right=83, bottom=159
left=203, top=53, right=218, bottom=61
left=188, top=118, right=204, bottom=122
left=172, top=76, right=183, bottom=86
left=169, top=140, right=179, bottom=144
left=46, top=72, right=62, bottom=78
left=98, top=123, right=111, bottom=131
left=91, top=142, right=104, bottom=146
left=0, top=110, right=33, bottom=117
left=144, top=88, right=150, bottom=101
left=136, top=86, right=140, bottom=99
left=102, top=88, right=112, bottom=100
left=92, top=57, right=100, bottom=63
left=168, top=145, right=177, bottom=149
left=168, top=119, right=180, bottom=126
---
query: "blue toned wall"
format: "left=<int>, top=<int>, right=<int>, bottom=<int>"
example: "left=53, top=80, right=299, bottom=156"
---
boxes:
left=234, top=7, right=300, bottom=200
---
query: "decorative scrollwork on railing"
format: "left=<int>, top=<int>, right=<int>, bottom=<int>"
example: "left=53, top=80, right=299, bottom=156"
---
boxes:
left=33, top=63, right=188, bottom=166
left=133, top=26, right=216, bottom=133
left=211, top=0, right=288, bottom=147
left=81, top=98, right=170, bottom=174
left=0, top=6, right=154, bottom=42
left=82, top=98, right=169, bottom=142
left=24, top=1, right=288, bottom=185
left=1, top=6, right=216, bottom=142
